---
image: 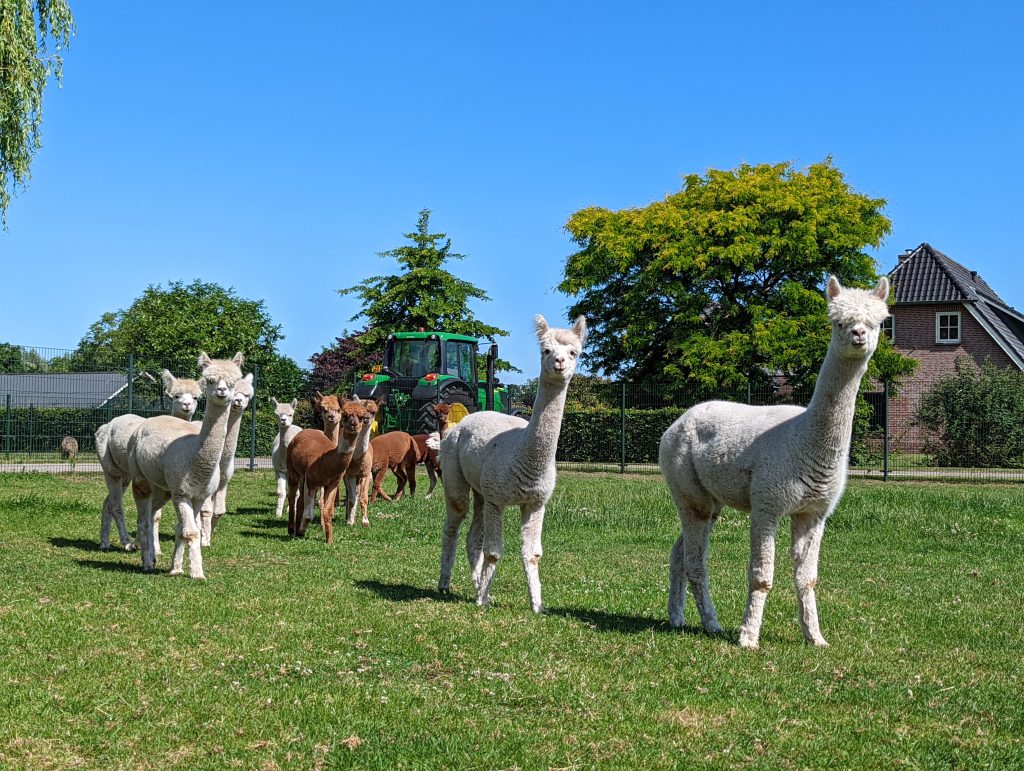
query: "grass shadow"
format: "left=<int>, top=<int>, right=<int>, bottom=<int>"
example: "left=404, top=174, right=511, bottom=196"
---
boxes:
left=355, top=579, right=453, bottom=603
left=546, top=605, right=734, bottom=639
left=49, top=537, right=100, bottom=552
left=74, top=558, right=152, bottom=574
left=233, top=507, right=273, bottom=518
left=239, top=529, right=291, bottom=541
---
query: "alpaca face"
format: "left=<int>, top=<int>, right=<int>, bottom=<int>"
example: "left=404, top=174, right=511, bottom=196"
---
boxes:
left=339, top=398, right=374, bottom=438
left=162, top=370, right=203, bottom=420
left=317, top=394, right=343, bottom=432
left=535, top=314, right=588, bottom=384
left=826, top=277, right=890, bottom=360
left=272, top=398, right=297, bottom=429
left=197, top=352, right=245, bottom=408
left=231, top=373, right=255, bottom=414
left=433, top=403, right=451, bottom=432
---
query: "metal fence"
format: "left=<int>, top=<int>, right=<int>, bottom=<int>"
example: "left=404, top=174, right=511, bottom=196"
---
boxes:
left=2, top=343, right=1022, bottom=481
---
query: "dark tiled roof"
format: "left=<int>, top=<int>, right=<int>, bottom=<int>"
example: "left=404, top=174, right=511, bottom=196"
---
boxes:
left=888, top=242, right=1024, bottom=367
left=0, top=372, right=128, bottom=408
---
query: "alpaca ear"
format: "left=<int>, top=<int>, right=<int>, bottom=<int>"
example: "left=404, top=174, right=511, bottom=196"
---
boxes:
left=198, top=352, right=212, bottom=370
left=161, top=369, right=175, bottom=393
left=290, top=399, right=298, bottom=409
left=826, top=276, right=842, bottom=300
left=534, top=314, right=549, bottom=341
left=572, top=315, right=588, bottom=344
left=873, top=276, right=890, bottom=301
left=232, top=352, right=245, bottom=366
left=241, top=373, right=254, bottom=385
left=314, top=390, right=324, bottom=407
left=271, top=397, right=279, bottom=408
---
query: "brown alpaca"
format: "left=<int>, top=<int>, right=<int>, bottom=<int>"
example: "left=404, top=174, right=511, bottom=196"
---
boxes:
left=286, top=397, right=376, bottom=543
left=343, top=438, right=375, bottom=527
left=369, top=431, right=419, bottom=502
left=408, top=404, right=451, bottom=499
left=315, top=391, right=343, bottom=443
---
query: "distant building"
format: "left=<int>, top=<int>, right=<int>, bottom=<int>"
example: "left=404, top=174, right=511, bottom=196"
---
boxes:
left=885, top=243, right=1024, bottom=450
left=0, top=372, right=129, bottom=408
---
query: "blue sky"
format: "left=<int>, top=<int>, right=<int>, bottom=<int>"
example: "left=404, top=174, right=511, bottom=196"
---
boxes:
left=3, top=1, right=1023, bottom=382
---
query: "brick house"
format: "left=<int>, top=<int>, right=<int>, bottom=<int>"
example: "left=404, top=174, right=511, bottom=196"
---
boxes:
left=884, top=243, right=1024, bottom=451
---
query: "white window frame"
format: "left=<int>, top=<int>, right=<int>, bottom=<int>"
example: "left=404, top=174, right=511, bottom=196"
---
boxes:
left=935, top=312, right=961, bottom=344
left=881, top=314, right=894, bottom=342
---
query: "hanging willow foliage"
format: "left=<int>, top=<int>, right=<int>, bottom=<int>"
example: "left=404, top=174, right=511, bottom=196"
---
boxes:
left=0, top=0, right=74, bottom=226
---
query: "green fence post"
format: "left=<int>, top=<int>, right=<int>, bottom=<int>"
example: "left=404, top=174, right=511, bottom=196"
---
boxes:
left=29, top=403, right=35, bottom=458
left=883, top=379, right=889, bottom=482
left=620, top=381, right=626, bottom=474
left=249, top=364, right=258, bottom=471
left=127, top=354, right=135, bottom=414
left=4, top=393, right=10, bottom=459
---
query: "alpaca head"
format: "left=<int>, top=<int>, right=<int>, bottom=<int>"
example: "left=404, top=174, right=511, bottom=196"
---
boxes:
left=339, top=396, right=376, bottom=440
left=826, top=276, right=890, bottom=359
left=230, top=373, right=255, bottom=414
left=534, top=314, right=587, bottom=385
left=271, top=397, right=298, bottom=429
left=197, top=352, right=245, bottom=408
left=162, top=369, right=203, bottom=420
left=433, top=403, right=451, bottom=433
left=315, top=391, right=343, bottom=433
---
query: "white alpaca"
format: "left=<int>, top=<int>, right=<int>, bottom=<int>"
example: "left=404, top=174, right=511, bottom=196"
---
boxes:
left=659, top=277, right=889, bottom=649
left=438, top=315, right=587, bottom=612
left=270, top=398, right=301, bottom=519
left=127, top=352, right=243, bottom=579
left=199, top=372, right=255, bottom=545
left=94, top=371, right=203, bottom=551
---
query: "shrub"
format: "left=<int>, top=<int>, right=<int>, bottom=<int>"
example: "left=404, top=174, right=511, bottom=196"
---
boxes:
left=917, top=359, right=1024, bottom=468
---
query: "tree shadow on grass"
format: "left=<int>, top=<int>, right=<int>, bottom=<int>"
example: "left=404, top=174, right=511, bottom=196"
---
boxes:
left=233, top=507, right=272, bottom=518
left=355, top=579, right=454, bottom=603
left=239, top=529, right=291, bottom=541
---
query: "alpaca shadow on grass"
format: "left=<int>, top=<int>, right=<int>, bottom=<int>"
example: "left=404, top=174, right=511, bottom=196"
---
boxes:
left=49, top=537, right=100, bottom=552
left=547, top=606, right=738, bottom=641
left=239, top=528, right=291, bottom=542
left=232, top=507, right=268, bottom=518
left=355, top=579, right=455, bottom=603
left=74, top=558, right=155, bottom=574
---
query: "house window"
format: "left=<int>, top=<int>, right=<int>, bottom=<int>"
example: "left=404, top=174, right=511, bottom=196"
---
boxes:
left=881, top=315, right=894, bottom=342
left=936, top=312, right=961, bottom=344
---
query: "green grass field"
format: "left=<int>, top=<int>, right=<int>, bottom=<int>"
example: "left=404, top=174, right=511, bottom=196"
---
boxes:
left=0, top=471, right=1021, bottom=769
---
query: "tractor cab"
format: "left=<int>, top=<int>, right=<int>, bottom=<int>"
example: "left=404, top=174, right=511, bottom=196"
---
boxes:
left=354, top=331, right=509, bottom=434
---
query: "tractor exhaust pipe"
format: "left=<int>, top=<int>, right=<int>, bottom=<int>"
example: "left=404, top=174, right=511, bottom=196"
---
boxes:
left=485, top=343, right=497, bottom=411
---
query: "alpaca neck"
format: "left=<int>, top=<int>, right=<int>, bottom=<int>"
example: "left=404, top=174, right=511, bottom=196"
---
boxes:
left=220, top=406, right=246, bottom=471
left=512, top=376, right=569, bottom=476
left=323, top=421, right=340, bottom=444
left=800, top=345, right=869, bottom=462
left=189, top=398, right=232, bottom=487
left=350, top=421, right=373, bottom=463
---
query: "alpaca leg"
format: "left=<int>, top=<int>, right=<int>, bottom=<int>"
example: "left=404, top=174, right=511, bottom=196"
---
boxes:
left=170, top=496, right=205, bottom=579
left=475, top=501, right=505, bottom=608
left=345, top=476, right=358, bottom=527
left=99, top=493, right=114, bottom=551
left=198, top=497, right=214, bottom=548
left=406, top=460, right=417, bottom=498
left=392, top=467, right=406, bottom=502
left=132, top=483, right=155, bottom=572
left=275, top=472, right=287, bottom=518
left=682, top=507, right=723, bottom=634
left=791, top=512, right=829, bottom=647
left=358, top=474, right=371, bottom=526
left=101, top=475, right=134, bottom=551
left=667, top=532, right=687, bottom=628
left=321, top=482, right=338, bottom=544
left=152, top=506, right=163, bottom=556
left=438, top=491, right=469, bottom=594
left=520, top=505, right=546, bottom=614
left=738, top=509, right=781, bottom=649
left=424, top=464, right=437, bottom=499
left=114, top=480, right=136, bottom=551
left=287, top=474, right=300, bottom=536
left=209, top=485, right=228, bottom=542
left=372, top=468, right=393, bottom=502
left=466, top=490, right=485, bottom=589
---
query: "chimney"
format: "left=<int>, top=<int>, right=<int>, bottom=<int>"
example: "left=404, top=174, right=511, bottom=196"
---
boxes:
left=897, top=248, right=914, bottom=264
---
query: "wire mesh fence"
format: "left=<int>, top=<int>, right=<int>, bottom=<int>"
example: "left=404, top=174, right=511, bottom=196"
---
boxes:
left=2, top=343, right=1022, bottom=481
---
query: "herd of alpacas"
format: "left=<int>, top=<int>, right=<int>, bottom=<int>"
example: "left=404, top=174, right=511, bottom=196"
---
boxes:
left=91, top=277, right=889, bottom=648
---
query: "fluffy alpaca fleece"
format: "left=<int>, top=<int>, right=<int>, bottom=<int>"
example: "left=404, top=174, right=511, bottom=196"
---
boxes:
left=127, top=352, right=244, bottom=579
left=270, top=398, right=302, bottom=519
left=438, top=315, right=586, bottom=612
left=286, top=396, right=376, bottom=544
left=341, top=398, right=384, bottom=527
left=368, top=431, right=418, bottom=502
left=199, top=372, right=255, bottom=545
left=659, top=277, right=890, bottom=649
left=94, top=370, right=206, bottom=552
left=60, top=436, right=78, bottom=462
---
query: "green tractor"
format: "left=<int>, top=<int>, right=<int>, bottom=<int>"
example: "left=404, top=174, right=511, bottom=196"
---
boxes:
left=353, top=331, right=511, bottom=435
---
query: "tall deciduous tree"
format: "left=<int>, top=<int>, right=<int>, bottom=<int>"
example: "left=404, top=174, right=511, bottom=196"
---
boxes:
left=58, top=280, right=305, bottom=399
left=561, top=160, right=912, bottom=388
left=338, top=209, right=514, bottom=370
left=0, top=0, right=74, bottom=226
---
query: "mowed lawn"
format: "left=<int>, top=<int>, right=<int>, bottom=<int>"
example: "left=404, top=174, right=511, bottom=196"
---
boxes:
left=0, top=471, right=1021, bottom=770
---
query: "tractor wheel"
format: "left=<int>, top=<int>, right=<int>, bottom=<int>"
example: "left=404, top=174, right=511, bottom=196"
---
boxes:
left=441, top=385, right=476, bottom=415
